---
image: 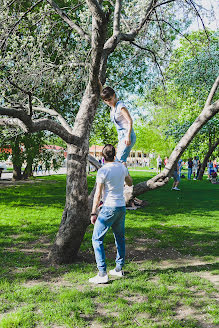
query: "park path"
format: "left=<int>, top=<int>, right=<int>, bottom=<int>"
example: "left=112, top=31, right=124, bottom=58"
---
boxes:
left=0, top=167, right=67, bottom=180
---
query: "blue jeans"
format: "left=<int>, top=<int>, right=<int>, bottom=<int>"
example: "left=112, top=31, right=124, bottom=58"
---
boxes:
left=116, top=129, right=136, bottom=163
left=188, top=168, right=192, bottom=180
left=92, top=206, right=126, bottom=273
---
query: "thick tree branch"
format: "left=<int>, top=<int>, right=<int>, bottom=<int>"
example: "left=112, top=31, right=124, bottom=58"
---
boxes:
left=113, top=0, right=122, bottom=34
left=121, top=0, right=159, bottom=41
left=88, top=154, right=101, bottom=170
left=121, top=0, right=177, bottom=42
left=132, top=100, right=219, bottom=196
left=0, top=106, right=80, bottom=145
left=85, top=0, right=105, bottom=22
left=33, top=106, right=73, bottom=134
left=100, top=0, right=160, bottom=81
left=0, top=118, right=28, bottom=132
left=46, top=0, right=91, bottom=42
left=204, top=75, right=219, bottom=109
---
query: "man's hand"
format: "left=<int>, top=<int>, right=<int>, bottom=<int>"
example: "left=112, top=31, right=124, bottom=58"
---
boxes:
left=90, top=214, right=97, bottom=225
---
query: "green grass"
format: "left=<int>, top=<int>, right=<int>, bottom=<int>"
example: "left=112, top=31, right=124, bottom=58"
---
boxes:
left=0, top=172, right=218, bottom=328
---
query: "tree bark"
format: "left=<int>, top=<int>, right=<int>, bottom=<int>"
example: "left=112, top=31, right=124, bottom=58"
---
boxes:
left=12, top=138, right=23, bottom=181
left=197, top=138, right=219, bottom=180
left=12, top=164, right=22, bottom=181
left=49, top=143, right=90, bottom=264
left=22, top=161, right=33, bottom=180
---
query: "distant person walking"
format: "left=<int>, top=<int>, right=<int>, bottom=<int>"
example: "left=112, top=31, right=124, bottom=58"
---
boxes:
left=187, top=158, right=193, bottom=180
left=156, top=155, right=162, bottom=173
left=171, top=161, right=180, bottom=191
left=192, top=156, right=198, bottom=180
left=207, top=160, right=214, bottom=179
left=213, top=159, right=218, bottom=172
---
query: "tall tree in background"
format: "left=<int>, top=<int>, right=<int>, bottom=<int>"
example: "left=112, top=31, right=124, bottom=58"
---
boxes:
left=0, top=0, right=219, bottom=264
left=140, top=30, right=219, bottom=172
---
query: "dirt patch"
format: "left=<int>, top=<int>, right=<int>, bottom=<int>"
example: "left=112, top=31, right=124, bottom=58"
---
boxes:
left=197, top=271, right=219, bottom=288
left=122, top=294, right=147, bottom=304
left=174, top=305, right=218, bottom=328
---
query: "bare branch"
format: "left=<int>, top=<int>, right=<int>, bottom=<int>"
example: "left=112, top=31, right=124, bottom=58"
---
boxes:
left=113, top=0, right=122, bottom=34
left=85, top=0, right=105, bottom=21
left=120, top=0, right=178, bottom=42
left=147, top=18, right=193, bottom=45
left=0, top=106, right=80, bottom=145
left=88, top=154, right=101, bottom=170
left=33, top=106, right=73, bottom=134
left=121, top=0, right=158, bottom=41
left=185, top=0, right=210, bottom=41
left=130, top=41, right=165, bottom=83
left=46, top=0, right=91, bottom=42
left=204, top=75, right=219, bottom=109
left=1, top=0, right=44, bottom=50
left=0, top=118, right=28, bottom=132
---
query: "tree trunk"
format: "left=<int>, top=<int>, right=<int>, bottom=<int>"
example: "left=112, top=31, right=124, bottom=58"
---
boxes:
left=12, top=164, right=22, bottom=181
left=48, top=143, right=90, bottom=264
left=12, top=138, right=23, bottom=181
left=22, top=162, right=33, bottom=180
left=197, top=138, right=219, bottom=180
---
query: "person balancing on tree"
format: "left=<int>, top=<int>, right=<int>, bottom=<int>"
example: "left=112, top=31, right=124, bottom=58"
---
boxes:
left=99, top=81, right=144, bottom=208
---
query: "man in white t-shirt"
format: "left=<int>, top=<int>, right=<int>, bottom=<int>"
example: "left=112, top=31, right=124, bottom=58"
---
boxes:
left=89, top=144, right=133, bottom=284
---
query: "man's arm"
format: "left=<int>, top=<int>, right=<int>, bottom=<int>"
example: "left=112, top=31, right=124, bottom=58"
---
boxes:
left=90, top=182, right=104, bottom=225
left=120, top=107, right=133, bottom=146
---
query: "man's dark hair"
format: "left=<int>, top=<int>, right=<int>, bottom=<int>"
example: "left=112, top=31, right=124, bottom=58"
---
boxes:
left=101, top=87, right=115, bottom=100
left=102, top=144, right=115, bottom=162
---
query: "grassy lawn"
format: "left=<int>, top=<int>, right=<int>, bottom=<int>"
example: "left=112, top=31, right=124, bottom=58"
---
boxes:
left=0, top=172, right=218, bottom=328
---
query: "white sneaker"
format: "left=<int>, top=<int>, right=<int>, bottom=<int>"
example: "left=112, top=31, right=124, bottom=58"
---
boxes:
left=89, top=273, right=109, bottom=284
left=174, top=187, right=180, bottom=191
left=109, top=268, right=124, bottom=277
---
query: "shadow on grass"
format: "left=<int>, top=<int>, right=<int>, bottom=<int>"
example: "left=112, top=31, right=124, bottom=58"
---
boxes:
left=0, top=174, right=218, bottom=284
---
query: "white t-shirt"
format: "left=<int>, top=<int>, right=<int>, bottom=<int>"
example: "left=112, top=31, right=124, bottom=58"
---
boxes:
left=193, top=159, right=198, bottom=169
left=96, top=161, right=129, bottom=207
left=110, top=101, right=128, bottom=130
